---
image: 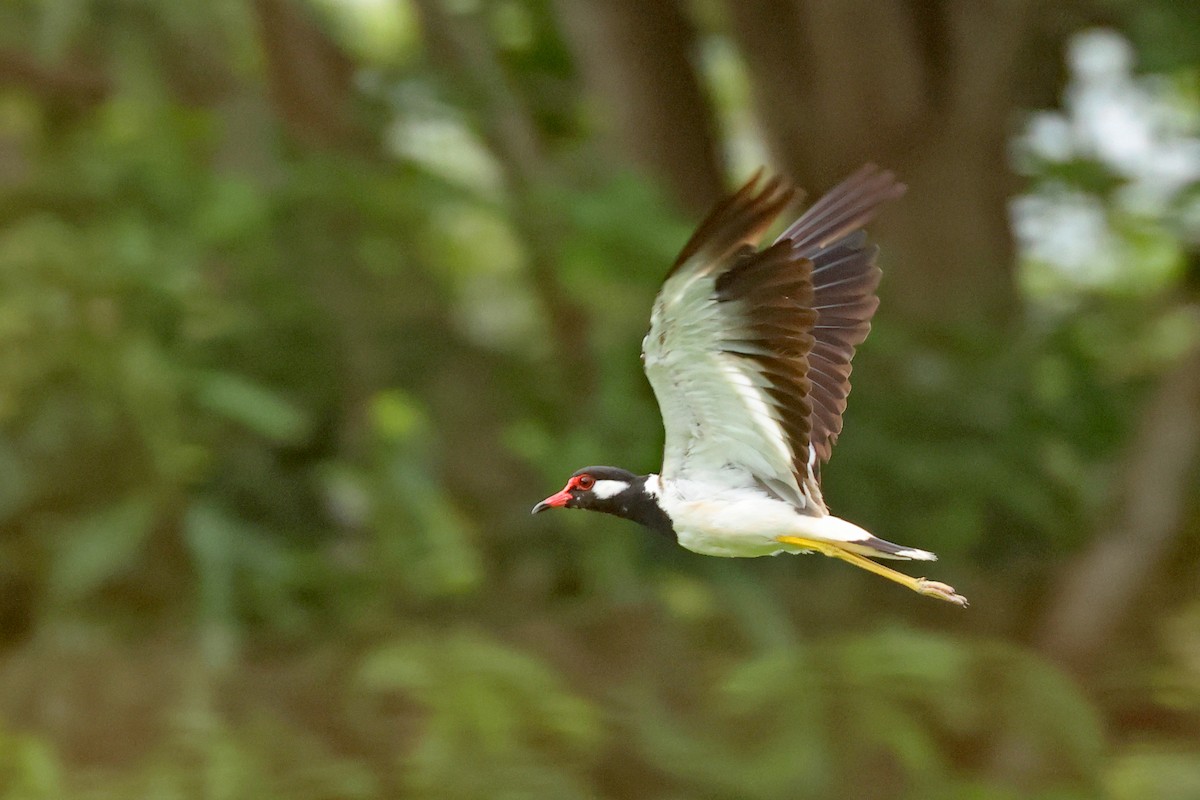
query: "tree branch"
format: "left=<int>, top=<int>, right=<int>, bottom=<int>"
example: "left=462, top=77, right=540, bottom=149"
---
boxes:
left=723, top=0, right=815, bottom=182
left=252, top=0, right=371, bottom=151
left=1036, top=331, right=1200, bottom=670
left=413, top=0, right=596, bottom=400
left=0, top=50, right=109, bottom=109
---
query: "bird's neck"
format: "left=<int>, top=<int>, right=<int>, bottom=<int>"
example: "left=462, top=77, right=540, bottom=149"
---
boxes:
left=617, top=474, right=676, bottom=541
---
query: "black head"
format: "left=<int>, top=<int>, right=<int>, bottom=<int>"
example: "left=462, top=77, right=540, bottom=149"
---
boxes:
left=532, top=466, right=674, bottom=539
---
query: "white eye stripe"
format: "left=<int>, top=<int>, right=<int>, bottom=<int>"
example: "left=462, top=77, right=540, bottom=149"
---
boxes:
left=589, top=479, right=629, bottom=499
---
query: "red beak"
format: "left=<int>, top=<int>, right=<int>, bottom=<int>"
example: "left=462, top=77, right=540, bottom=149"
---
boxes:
left=531, top=487, right=572, bottom=514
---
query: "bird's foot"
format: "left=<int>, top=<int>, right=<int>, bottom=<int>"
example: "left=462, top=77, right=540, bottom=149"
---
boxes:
left=916, top=578, right=968, bottom=607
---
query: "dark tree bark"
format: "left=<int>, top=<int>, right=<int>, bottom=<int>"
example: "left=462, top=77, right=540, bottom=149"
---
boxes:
left=253, top=0, right=371, bottom=151
left=553, top=0, right=726, bottom=216
left=725, top=0, right=1037, bottom=328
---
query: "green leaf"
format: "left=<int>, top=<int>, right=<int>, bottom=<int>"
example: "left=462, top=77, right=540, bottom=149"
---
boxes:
left=48, top=494, right=156, bottom=605
left=0, top=728, right=62, bottom=799
left=193, top=370, right=309, bottom=443
left=0, top=439, right=30, bottom=524
left=356, top=641, right=432, bottom=694
left=183, top=501, right=238, bottom=623
left=1108, top=748, right=1200, bottom=800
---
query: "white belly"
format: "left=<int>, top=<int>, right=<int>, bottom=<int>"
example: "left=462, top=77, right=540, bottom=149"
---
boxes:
left=659, top=480, right=876, bottom=558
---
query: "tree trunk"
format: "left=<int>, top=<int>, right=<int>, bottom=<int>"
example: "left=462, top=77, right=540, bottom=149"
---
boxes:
left=726, top=0, right=1036, bottom=327
left=253, top=0, right=370, bottom=152
left=553, top=0, right=725, bottom=216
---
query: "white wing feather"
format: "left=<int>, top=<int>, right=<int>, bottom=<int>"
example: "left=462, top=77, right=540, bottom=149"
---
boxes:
left=641, top=167, right=904, bottom=515
left=643, top=267, right=813, bottom=510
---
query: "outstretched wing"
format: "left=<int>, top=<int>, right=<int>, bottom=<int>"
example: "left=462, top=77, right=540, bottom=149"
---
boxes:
left=642, top=166, right=903, bottom=511
left=777, top=165, right=906, bottom=463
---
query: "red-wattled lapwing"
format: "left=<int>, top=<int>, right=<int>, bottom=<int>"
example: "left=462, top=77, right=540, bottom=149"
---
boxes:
left=533, top=166, right=966, bottom=606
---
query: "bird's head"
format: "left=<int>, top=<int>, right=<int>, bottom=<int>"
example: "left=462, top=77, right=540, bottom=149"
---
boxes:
left=531, top=466, right=642, bottom=516
left=531, top=466, right=675, bottom=539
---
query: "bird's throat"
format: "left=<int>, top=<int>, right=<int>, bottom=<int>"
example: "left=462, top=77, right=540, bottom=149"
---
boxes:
left=614, top=478, right=676, bottom=541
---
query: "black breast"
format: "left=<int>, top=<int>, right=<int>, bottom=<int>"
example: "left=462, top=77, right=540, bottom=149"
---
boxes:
left=621, top=493, right=676, bottom=542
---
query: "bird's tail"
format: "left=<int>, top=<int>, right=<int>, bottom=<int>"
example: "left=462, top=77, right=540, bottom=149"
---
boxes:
left=840, top=535, right=937, bottom=561
left=798, top=514, right=937, bottom=561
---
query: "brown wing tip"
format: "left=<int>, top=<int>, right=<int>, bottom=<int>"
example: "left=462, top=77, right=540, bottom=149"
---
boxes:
left=775, top=164, right=907, bottom=252
left=669, top=171, right=798, bottom=277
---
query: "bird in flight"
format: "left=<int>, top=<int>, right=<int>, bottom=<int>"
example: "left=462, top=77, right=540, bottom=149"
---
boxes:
left=533, top=166, right=966, bottom=606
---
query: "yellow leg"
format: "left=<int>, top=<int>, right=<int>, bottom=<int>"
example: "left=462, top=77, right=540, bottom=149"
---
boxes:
left=777, top=536, right=968, bottom=607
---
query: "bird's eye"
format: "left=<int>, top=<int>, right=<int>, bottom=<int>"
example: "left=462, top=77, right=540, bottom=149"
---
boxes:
left=576, top=475, right=595, bottom=490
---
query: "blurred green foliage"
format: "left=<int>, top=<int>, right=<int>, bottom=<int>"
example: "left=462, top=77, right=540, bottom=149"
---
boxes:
left=0, top=1, right=1199, bottom=799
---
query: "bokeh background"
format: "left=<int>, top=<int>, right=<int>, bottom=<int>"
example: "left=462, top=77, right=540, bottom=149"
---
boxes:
left=1, top=0, right=1199, bottom=797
